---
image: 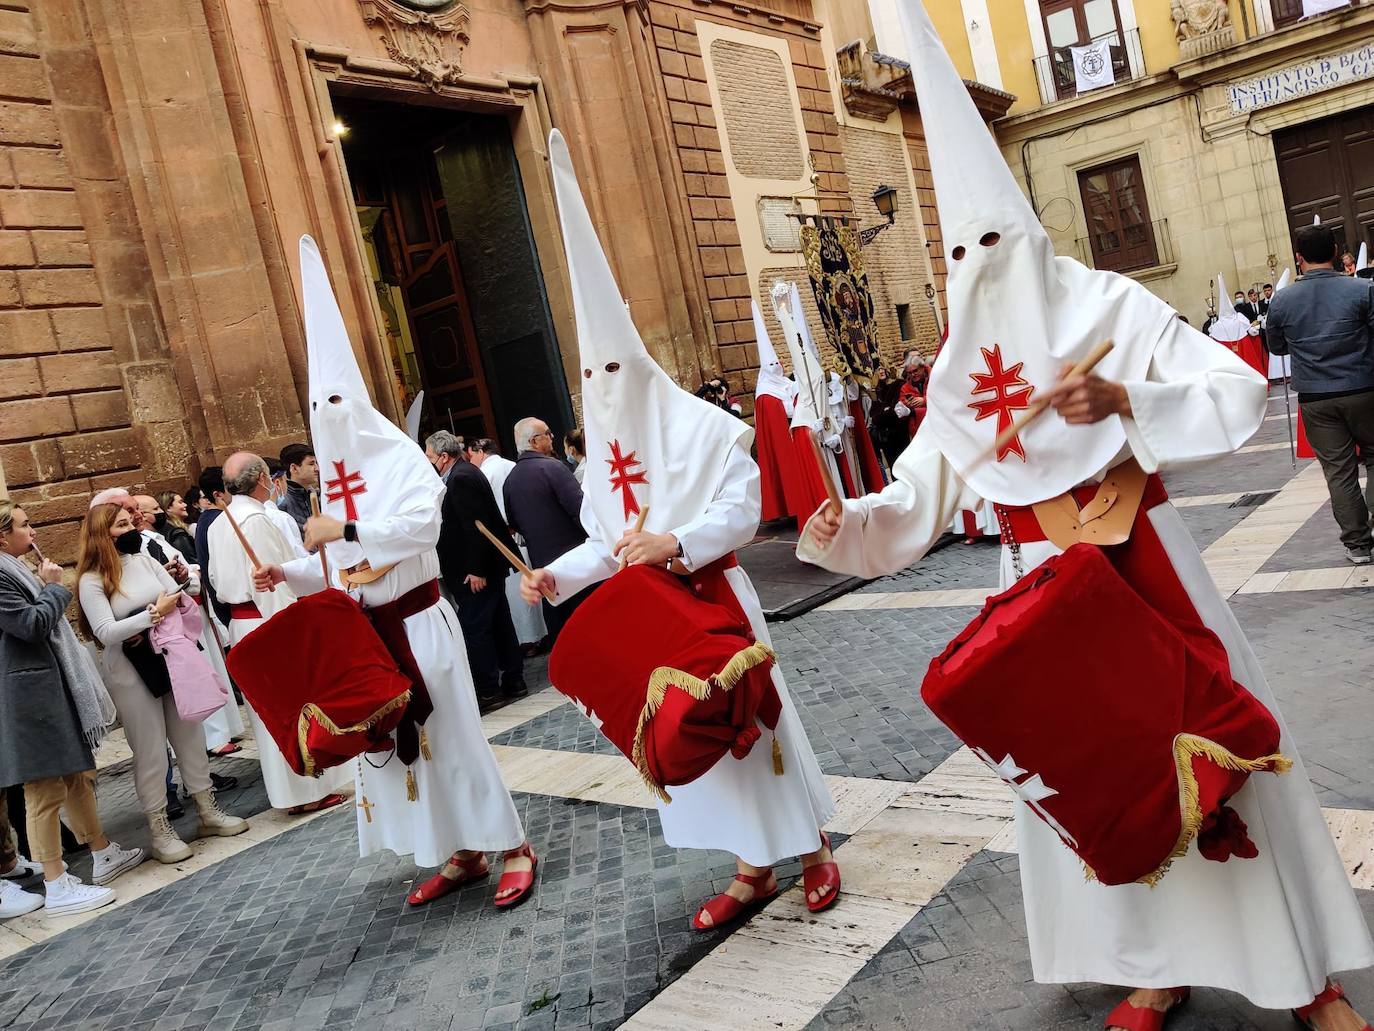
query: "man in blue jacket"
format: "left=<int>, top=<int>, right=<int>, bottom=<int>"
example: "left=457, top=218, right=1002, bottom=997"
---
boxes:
left=1268, top=224, right=1374, bottom=564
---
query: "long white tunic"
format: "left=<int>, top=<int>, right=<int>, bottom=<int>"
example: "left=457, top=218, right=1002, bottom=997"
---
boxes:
left=207, top=496, right=351, bottom=808
left=797, top=320, right=1374, bottom=1008
left=547, top=445, right=835, bottom=867
left=281, top=494, right=526, bottom=867
left=479, top=453, right=547, bottom=646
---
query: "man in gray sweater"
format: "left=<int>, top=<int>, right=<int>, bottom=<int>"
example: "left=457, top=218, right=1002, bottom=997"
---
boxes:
left=1267, top=224, right=1374, bottom=564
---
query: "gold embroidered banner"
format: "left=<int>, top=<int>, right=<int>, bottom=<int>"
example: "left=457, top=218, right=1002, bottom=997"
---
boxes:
left=799, top=215, right=880, bottom=388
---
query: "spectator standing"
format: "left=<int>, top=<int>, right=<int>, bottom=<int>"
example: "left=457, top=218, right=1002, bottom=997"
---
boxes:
left=194, top=467, right=232, bottom=628
left=868, top=365, right=909, bottom=472
left=77, top=503, right=247, bottom=862
left=502, top=417, right=592, bottom=641
left=563, top=428, right=587, bottom=485
left=469, top=439, right=548, bottom=652
left=0, top=501, right=145, bottom=916
left=277, top=443, right=318, bottom=533
left=426, top=432, right=528, bottom=712
left=182, top=486, right=205, bottom=525
left=154, top=491, right=198, bottom=565
left=1266, top=223, right=1374, bottom=564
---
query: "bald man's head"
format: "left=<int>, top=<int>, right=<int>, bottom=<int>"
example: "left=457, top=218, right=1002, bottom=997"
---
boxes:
left=133, top=494, right=161, bottom=531
left=223, top=452, right=270, bottom=500
left=90, top=487, right=130, bottom=511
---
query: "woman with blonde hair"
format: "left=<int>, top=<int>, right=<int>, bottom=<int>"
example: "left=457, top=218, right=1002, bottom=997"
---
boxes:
left=154, top=490, right=198, bottom=565
left=0, top=500, right=144, bottom=917
left=76, top=503, right=247, bottom=862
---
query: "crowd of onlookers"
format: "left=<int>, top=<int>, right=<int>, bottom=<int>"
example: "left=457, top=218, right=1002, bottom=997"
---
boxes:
left=0, top=422, right=595, bottom=922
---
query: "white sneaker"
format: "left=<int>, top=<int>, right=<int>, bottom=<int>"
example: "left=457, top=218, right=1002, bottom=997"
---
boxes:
left=1346, top=547, right=1373, bottom=565
left=41, top=873, right=113, bottom=917
left=0, top=854, right=42, bottom=880
left=90, top=841, right=145, bottom=886
left=0, top=879, right=43, bottom=919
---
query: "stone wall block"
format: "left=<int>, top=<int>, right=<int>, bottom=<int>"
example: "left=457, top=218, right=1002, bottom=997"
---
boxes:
left=38, top=349, right=119, bottom=392
left=0, top=9, right=39, bottom=57
left=8, top=148, right=71, bottom=189
left=17, top=266, right=99, bottom=305
left=57, top=427, right=140, bottom=476
left=0, top=102, right=58, bottom=146
left=0, top=270, right=19, bottom=306
left=0, top=229, right=35, bottom=266
left=0, top=188, right=82, bottom=229
left=0, top=440, right=63, bottom=488
left=0, top=308, right=53, bottom=354
left=0, top=395, right=74, bottom=442
left=0, top=52, right=49, bottom=100
left=0, top=356, right=42, bottom=398
left=30, top=228, right=90, bottom=266
left=49, top=306, right=109, bottom=351
left=70, top=388, right=129, bottom=431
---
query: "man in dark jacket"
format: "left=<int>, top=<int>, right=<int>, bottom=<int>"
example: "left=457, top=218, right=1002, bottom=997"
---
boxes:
left=277, top=443, right=317, bottom=533
left=502, top=417, right=591, bottom=641
left=425, top=431, right=528, bottom=712
left=1267, top=223, right=1374, bottom=564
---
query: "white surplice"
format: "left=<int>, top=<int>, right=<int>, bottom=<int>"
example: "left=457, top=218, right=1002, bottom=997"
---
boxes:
left=480, top=453, right=548, bottom=646
left=797, top=318, right=1374, bottom=1007
left=547, top=444, right=835, bottom=868
left=207, top=495, right=351, bottom=808
left=281, top=495, right=526, bottom=868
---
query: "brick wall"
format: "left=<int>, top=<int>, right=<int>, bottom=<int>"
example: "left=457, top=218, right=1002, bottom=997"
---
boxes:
left=648, top=0, right=852, bottom=415
left=905, top=114, right=947, bottom=352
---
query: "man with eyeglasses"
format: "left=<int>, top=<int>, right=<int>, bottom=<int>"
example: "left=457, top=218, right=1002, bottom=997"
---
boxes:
left=501, top=417, right=592, bottom=641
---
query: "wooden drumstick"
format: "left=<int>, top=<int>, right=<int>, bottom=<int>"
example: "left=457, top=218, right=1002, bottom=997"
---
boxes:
left=309, top=491, right=330, bottom=588
left=617, top=505, right=652, bottom=571
left=217, top=502, right=261, bottom=569
left=973, top=339, right=1116, bottom=468
left=810, top=432, right=844, bottom=512
left=476, top=520, right=555, bottom=602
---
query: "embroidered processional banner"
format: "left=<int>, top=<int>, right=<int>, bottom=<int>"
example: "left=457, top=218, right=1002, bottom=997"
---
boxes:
left=798, top=215, right=880, bottom=388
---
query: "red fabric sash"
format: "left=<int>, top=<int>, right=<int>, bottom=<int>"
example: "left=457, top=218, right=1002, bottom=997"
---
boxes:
left=228, top=601, right=262, bottom=621
left=362, top=579, right=439, bottom=765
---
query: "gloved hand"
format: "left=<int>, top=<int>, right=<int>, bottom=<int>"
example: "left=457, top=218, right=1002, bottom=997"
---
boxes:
left=823, top=434, right=842, bottom=451
left=842, top=415, right=855, bottom=430
left=894, top=402, right=911, bottom=419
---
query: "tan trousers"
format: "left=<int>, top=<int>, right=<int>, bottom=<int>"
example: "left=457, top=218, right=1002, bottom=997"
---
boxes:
left=24, top=771, right=101, bottom=864
left=104, top=672, right=211, bottom=814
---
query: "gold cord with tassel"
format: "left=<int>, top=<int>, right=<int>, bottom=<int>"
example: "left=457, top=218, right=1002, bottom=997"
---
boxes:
left=772, top=735, right=784, bottom=776
left=405, top=767, right=418, bottom=802
left=419, top=728, right=432, bottom=762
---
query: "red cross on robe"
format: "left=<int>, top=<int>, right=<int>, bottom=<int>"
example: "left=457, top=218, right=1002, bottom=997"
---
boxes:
left=606, top=440, right=648, bottom=521
left=967, top=344, right=1034, bottom=463
left=325, top=460, right=368, bottom=521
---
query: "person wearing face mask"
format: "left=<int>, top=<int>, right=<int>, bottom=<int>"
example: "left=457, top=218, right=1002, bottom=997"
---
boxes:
left=76, top=504, right=247, bottom=863
left=206, top=452, right=350, bottom=816
left=563, top=428, right=587, bottom=485
left=0, top=501, right=144, bottom=918
left=801, top=4, right=1373, bottom=1029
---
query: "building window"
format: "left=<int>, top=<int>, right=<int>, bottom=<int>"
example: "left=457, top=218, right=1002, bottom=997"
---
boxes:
left=896, top=304, right=914, bottom=341
left=1038, top=0, right=1130, bottom=100
left=1077, top=156, right=1159, bottom=272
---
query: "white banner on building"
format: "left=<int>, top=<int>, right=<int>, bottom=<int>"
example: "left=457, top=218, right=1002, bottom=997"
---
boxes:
left=1228, top=41, right=1374, bottom=114
left=1071, top=39, right=1116, bottom=93
left=1302, top=0, right=1351, bottom=17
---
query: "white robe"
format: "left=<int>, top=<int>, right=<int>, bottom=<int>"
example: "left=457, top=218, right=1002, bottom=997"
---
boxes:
left=797, top=318, right=1374, bottom=1008
left=207, top=496, right=351, bottom=808
left=480, top=453, right=547, bottom=646
left=282, top=494, right=526, bottom=867
left=547, top=445, right=835, bottom=867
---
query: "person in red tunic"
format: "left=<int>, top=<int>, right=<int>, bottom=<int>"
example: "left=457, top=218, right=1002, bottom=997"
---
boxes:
left=751, top=300, right=808, bottom=524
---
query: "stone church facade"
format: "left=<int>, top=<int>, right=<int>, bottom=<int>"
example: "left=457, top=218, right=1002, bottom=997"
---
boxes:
left=0, top=0, right=1009, bottom=559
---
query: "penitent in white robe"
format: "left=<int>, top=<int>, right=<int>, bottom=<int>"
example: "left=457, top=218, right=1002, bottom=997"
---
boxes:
left=281, top=498, right=526, bottom=868
left=207, top=496, right=351, bottom=809
left=797, top=319, right=1374, bottom=1008
left=547, top=444, right=835, bottom=868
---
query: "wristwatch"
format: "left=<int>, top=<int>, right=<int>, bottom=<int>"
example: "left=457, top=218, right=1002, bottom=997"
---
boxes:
left=343, top=521, right=358, bottom=543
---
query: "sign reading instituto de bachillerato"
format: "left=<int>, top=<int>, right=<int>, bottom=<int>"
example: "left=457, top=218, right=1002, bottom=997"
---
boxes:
left=1227, top=42, right=1374, bottom=114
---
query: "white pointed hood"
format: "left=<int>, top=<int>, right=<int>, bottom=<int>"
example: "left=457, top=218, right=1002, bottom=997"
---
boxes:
left=301, top=235, right=443, bottom=568
left=898, top=0, right=1177, bottom=505
left=1359, top=243, right=1369, bottom=271
left=405, top=390, right=425, bottom=444
left=548, top=130, right=750, bottom=546
left=771, top=281, right=828, bottom=432
left=752, top=299, right=796, bottom=415
left=1208, top=273, right=1253, bottom=344
left=1275, top=268, right=1292, bottom=292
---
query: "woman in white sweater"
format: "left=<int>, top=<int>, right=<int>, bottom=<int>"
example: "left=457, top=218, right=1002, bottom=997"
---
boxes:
left=76, top=503, right=246, bottom=861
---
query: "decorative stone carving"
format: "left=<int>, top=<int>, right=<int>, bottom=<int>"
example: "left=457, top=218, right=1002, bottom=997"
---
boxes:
left=836, top=40, right=905, bottom=122
left=1171, top=0, right=1236, bottom=60
left=359, top=0, right=471, bottom=90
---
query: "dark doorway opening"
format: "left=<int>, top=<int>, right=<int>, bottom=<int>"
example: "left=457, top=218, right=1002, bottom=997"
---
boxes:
left=333, top=94, right=571, bottom=456
left=1275, top=105, right=1374, bottom=261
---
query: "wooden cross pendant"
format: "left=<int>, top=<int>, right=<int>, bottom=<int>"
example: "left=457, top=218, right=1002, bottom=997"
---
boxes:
left=357, top=795, right=375, bottom=824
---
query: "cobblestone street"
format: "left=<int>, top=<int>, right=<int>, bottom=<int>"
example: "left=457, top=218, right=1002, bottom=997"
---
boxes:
left=2, top=399, right=1372, bottom=1031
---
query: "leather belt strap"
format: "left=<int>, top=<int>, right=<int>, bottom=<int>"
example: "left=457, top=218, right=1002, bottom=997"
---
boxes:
left=361, top=579, right=439, bottom=766
left=996, top=459, right=1168, bottom=549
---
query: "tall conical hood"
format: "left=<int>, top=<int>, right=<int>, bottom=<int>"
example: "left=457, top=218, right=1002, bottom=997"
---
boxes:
left=771, top=281, right=828, bottom=432
left=1358, top=242, right=1368, bottom=271
left=752, top=299, right=796, bottom=413
left=1208, top=272, right=1252, bottom=344
left=1275, top=268, right=1292, bottom=291
left=301, top=235, right=442, bottom=568
left=549, top=130, right=751, bottom=546
left=897, top=0, right=1177, bottom=505
left=1216, top=273, right=1236, bottom=316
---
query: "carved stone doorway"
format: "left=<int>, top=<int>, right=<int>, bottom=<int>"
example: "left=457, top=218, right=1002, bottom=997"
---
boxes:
left=335, top=94, right=571, bottom=453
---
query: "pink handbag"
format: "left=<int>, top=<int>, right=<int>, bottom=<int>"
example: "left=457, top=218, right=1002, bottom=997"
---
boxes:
left=151, top=595, right=230, bottom=723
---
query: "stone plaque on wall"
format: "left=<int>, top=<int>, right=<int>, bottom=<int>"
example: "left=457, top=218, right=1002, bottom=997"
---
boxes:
left=759, top=197, right=802, bottom=253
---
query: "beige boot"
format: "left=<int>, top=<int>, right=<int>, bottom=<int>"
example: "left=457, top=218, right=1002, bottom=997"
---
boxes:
left=146, top=808, right=192, bottom=863
left=193, top=790, right=248, bottom=838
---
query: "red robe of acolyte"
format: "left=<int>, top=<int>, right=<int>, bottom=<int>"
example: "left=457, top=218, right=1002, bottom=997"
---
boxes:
left=848, top=398, right=887, bottom=491
left=756, top=393, right=810, bottom=523
left=790, top=425, right=833, bottom=518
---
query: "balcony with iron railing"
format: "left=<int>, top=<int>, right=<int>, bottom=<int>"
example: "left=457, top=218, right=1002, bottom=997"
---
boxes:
left=1074, top=217, right=1176, bottom=278
left=1032, top=26, right=1143, bottom=105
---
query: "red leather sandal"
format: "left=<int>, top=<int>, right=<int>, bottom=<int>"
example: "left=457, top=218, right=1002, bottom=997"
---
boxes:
left=287, top=793, right=346, bottom=816
left=691, top=870, right=777, bottom=931
left=494, top=843, right=538, bottom=909
left=407, top=851, right=489, bottom=906
left=1103, top=988, right=1190, bottom=1030
left=1294, top=981, right=1374, bottom=1030
left=803, top=831, right=841, bottom=914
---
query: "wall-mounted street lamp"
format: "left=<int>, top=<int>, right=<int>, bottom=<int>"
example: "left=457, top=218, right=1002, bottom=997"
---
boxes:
left=860, top=184, right=899, bottom=246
